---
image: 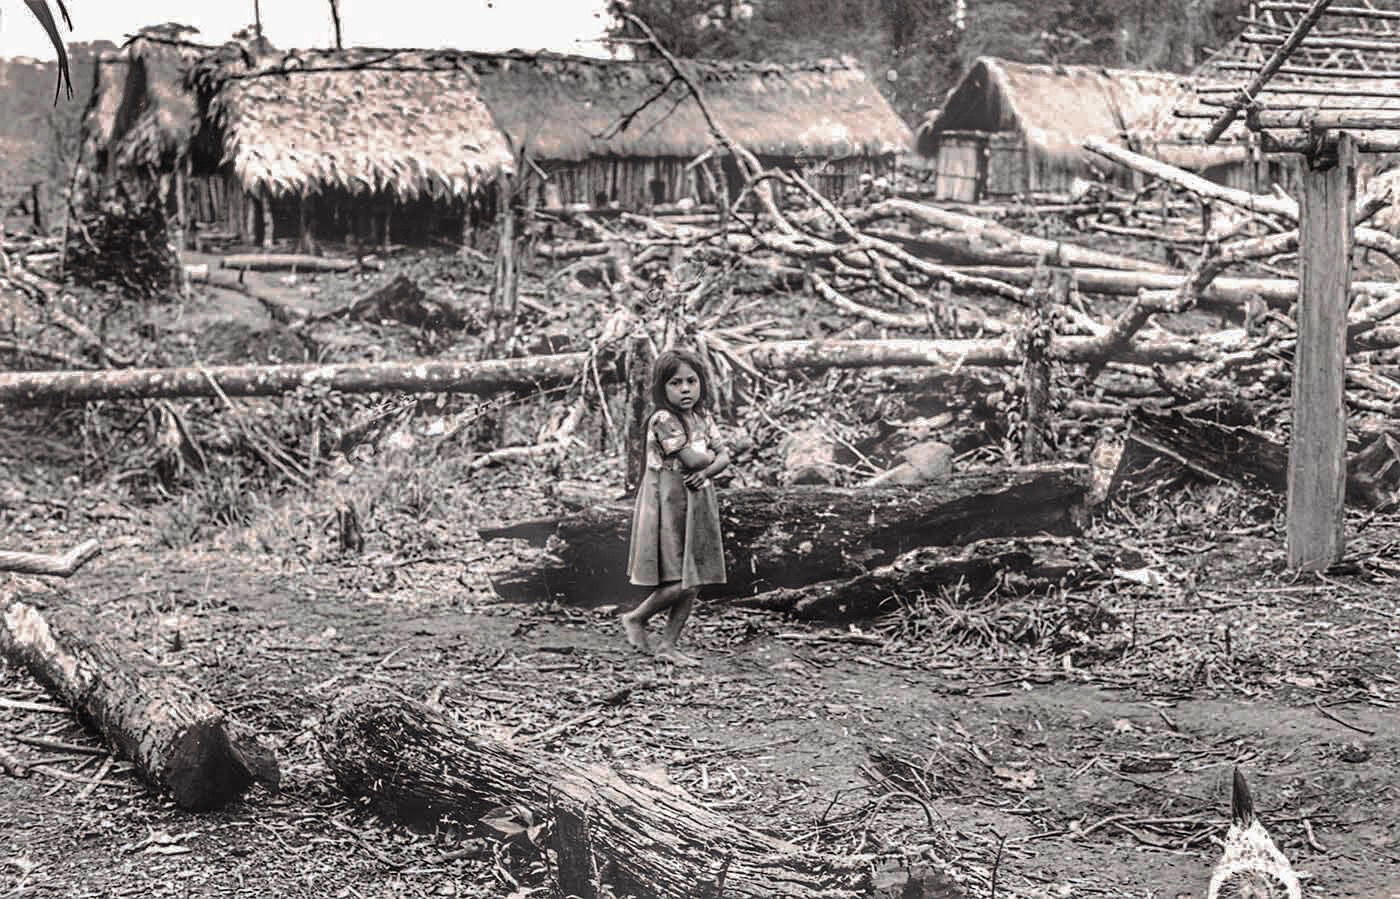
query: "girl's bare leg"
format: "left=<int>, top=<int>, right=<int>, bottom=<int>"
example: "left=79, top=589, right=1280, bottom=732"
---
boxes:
left=655, top=589, right=700, bottom=666
left=621, top=583, right=683, bottom=651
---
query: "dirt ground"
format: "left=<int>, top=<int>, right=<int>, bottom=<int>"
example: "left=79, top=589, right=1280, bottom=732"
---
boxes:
left=4, top=457, right=1400, bottom=897
left=4, top=235, right=1400, bottom=897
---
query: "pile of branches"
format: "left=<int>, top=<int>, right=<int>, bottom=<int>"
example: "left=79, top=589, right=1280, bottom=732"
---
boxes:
left=65, top=186, right=180, bottom=299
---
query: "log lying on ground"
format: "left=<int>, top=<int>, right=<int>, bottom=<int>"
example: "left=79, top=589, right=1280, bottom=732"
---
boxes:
left=0, top=539, right=101, bottom=576
left=731, top=537, right=1103, bottom=621
left=320, top=687, right=946, bottom=899
left=1115, top=408, right=1391, bottom=508
left=0, top=351, right=596, bottom=404
left=0, top=594, right=278, bottom=810
left=480, top=463, right=1088, bottom=603
left=854, top=197, right=1174, bottom=273
left=221, top=253, right=357, bottom=273
left=0, top=333, right=1220, bottom=405
left=949, top=266, right=1398, bottom=311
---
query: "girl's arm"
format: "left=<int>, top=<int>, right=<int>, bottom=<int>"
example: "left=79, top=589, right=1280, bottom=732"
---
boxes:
left=683, top=449, right=728, bottom=488
left=676, top=444, right=715, bottom=470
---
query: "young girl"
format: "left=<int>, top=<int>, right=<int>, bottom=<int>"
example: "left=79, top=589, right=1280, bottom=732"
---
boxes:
left=622, top=348, right=730, bottom=666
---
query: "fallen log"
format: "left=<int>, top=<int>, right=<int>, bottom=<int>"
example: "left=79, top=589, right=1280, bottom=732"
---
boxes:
left=479, top=463, right=1088, bottom=603
left=1118, top=408, right=1390, bottom=508
left=0, top=594, right=278, bottom=810
left=948, top=267, right=1397, bottom=310
left=221, top=253, right=357, bottom=273
left=0, top=332, right=1222, bottom=405
left=320, top=687, right=938, bottom=899
left=730, top=537, right=1101, bottom=621
left=856, top=197, right=1173, bottom=273
left=0, top=351, right=596, bottom=404
left=0, top=539, right=101, bottom=576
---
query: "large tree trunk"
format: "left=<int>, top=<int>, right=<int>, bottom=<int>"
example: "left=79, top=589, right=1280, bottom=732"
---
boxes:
left=479, top=463, right=1089, bottom=603
left=0, top=334, right=1219, bottom=406
left=730, top=537, right=1099, bottom=621
left=320, top=687, right=939, bottom=899
left=0, top=595, right=278, bottom=810
left=0, top=352, right=595, bottom=404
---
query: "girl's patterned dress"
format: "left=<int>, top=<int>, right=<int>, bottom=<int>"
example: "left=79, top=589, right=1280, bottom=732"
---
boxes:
left=626, top=409, right=727, bottom=589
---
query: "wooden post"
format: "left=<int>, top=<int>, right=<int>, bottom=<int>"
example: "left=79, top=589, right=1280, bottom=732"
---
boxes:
left=623, top=334, right=653, bottom=496
left=260, top=191, right=274, bottom=250
left=30, top=183, right=43, bottom=233
left=173, top=160, right=190, bottom=298
left=1287, top=133, right=1356, bottom=570
left=1020, top=266, right=1065, bottom=462
left=490, top=178, right=518, bottom=354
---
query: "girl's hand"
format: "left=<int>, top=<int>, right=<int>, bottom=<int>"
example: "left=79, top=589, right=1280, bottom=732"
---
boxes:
left=683, top=471, right=709, bottom=490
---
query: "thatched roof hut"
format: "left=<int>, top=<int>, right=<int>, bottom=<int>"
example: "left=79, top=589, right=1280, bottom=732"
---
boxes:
left=916, top=57, right=1185, bottom=185
left=81, top=27, right=214, bottom=175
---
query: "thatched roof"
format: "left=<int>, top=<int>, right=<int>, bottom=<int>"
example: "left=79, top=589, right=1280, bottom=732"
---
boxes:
left=916, top=57, right=1212, bottom=170
left=185, top=47, right=910, bottom=200
left=82, top=28, right=214, bottom=172
left=464, top=51, right=911, bottom=161
left=194, top=49, right=514, bottom=200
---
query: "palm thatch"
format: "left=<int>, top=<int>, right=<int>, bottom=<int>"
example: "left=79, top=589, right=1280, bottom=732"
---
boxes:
left=466, top=51, right=911, bottom=161
left=99, top=29, right=212, bottom=172
left=186, top=47, right=910, bottom=202
left=78, top=49, right=130, bottom=170
left=195, top=49, right=515, bottom=200
left=916, top=57, right=1190, bottom=171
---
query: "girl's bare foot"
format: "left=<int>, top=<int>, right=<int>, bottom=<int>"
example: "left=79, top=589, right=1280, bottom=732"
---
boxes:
left=621, top=613, right=650, bottom=652
left=654, top=643, right=700, bottom=667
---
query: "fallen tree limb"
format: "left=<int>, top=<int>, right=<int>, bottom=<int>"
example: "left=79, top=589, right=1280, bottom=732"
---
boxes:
left=730, top=538, right=1101, bottom=621
left=946, top=266, right=1397, bottom=310
left=320, top=687, right=889, bottom=899
left=856, top=197, right=1174, bottom=273
left=1120, top=407, right=1390, bottom=508
left=0, top=539, right=101, bottom=576
left=221, top=253, right=357, bottom=273
left=0, top=352, right=596, bottom=404
left=479, top=463, right=1088, bottom=603
left=1085, top=138, right=1400, bottom=264
left=0, top=594, right=279, bottom=810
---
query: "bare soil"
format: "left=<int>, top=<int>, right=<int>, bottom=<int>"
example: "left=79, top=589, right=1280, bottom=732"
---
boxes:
left=4, top=465, right=1400, bottom=897
left=3, top=245, right=1400, bottom=898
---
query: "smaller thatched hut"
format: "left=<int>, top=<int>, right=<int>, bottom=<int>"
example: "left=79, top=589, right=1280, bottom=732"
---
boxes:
left=79, top=26, right=213, bottom=181
left=914, top=57, right=1263, bottom=201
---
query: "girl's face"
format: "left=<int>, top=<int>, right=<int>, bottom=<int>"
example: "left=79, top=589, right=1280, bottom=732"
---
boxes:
left=664, top=363, right=701, bottom=411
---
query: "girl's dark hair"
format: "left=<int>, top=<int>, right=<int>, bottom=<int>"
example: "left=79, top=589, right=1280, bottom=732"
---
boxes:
left=649, top=348, right=711, bottom=426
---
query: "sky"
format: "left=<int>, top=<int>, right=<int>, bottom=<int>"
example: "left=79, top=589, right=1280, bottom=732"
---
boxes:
left=0, top=0, right=619, bottom=59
